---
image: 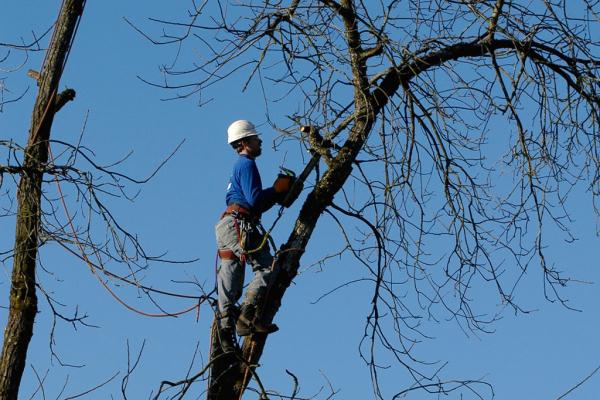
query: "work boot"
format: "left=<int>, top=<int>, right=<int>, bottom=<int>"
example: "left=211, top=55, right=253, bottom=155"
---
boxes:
left=218, top=326, right=237, bottom=353
left=236, top=304, right=279, bottom=336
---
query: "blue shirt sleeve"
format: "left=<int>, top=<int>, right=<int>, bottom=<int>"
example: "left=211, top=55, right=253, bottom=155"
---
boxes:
left=227, top=156, right=277, bottom=214
left=240, top=159, right=277, bottom=214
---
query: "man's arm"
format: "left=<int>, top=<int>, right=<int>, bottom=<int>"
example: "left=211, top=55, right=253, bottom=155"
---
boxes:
left=240, top=160, right=278, bottom=214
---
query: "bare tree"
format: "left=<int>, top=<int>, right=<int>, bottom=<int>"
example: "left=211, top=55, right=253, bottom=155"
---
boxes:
left=0, top=2, right=213, bottom=398
left=134, top=0, right=600, bottom=398
left=0, top=1, right=86, bottom=397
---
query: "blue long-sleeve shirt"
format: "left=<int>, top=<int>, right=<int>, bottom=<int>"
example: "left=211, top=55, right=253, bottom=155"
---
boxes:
left=225, top=155, right=277, bottom=215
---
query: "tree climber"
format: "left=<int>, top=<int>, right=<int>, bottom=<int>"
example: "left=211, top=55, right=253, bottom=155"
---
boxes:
left=215, top=119, right=296, bottom=353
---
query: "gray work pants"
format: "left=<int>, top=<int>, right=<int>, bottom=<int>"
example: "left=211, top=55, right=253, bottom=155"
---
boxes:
left=215, top=214, right=274, bottom=329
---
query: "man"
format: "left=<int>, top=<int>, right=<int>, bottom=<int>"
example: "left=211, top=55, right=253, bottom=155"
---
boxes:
left=215, top=120, right=292, bottom=353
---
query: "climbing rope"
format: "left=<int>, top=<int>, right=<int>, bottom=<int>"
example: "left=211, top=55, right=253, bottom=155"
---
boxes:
left=49, top=144, right=208, bottom=317
left=37, top=9, right=209, bottom=316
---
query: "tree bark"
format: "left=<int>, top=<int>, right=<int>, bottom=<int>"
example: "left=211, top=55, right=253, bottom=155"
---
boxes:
left=204, top=3, right=600, bottom=397
left=0, top=1, right=84, bottom=398
left=207, top=2, right=378, bottom=398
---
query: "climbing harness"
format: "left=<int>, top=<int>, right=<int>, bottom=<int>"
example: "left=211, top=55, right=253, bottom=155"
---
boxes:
left=216, top=204, right=277, bottom=264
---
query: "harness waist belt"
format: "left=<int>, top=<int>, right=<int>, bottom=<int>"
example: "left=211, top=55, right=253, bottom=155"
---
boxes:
left=222, top=204, right=257, bottom=220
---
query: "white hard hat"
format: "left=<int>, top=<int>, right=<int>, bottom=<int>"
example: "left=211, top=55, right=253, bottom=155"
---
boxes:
left=227, top=120, right=260, bottom=144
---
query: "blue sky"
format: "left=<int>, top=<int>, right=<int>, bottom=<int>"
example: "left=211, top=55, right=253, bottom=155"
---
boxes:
left=2, top=1, right=600, bottom=399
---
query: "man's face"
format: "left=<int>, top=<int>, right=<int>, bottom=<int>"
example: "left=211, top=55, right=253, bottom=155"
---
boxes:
left=243, top=135, right=262, bottom=158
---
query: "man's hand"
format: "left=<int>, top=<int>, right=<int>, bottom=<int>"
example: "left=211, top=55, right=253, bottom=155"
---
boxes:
left=280, top=178, right=303, bottom=207
left=273, top=173, right=302, bottom=207
left=273, top=173, right=294, bottom=194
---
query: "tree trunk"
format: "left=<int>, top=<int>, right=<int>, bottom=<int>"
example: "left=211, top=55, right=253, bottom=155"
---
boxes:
left=207, top=117, right=376, bottom=398
left=0, top=1, right=84, bottom=398
left=207, top=3, right=377, bottom=395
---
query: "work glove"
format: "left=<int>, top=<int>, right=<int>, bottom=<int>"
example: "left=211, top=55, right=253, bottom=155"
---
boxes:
left=273, top=173, right=303, bottom=207
left=273, top=173, right=295, bottom=195
left=280, top=179, right=303, bottom=207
